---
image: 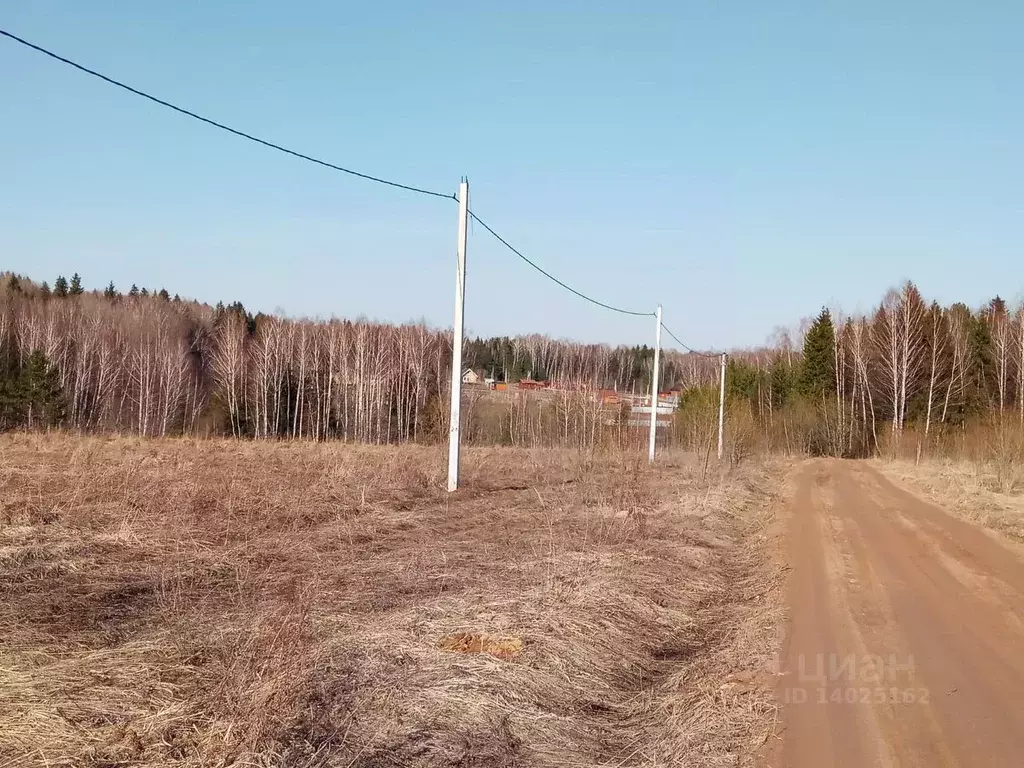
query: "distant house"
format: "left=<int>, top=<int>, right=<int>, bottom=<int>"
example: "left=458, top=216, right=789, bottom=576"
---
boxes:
left=461, top=369, right=483, bottom=385
left=516, top=378, right=543, bottom=391
left=659, top=391, right=681, bottom=407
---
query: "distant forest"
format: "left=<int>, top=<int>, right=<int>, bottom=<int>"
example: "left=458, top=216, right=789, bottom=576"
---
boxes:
left=686, top=284, right=1024, bottom=458
left=0, top=273, right=706, bottom=442
left=1, top=273, right=1021, bottom=457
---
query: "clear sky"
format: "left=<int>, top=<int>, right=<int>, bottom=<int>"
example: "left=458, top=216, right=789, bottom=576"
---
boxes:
left=2, top=2, right=1021, bottom=350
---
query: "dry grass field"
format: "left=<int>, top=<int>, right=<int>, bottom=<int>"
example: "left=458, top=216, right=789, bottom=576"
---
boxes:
left=872, top=457, right=1024, bottom=544
left=0, top=435, right=785, bottom=767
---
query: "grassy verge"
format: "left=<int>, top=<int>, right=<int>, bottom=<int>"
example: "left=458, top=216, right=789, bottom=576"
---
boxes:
left=1, top=434, right=784, bottom=767
left=871, top=457, right=1024, bottom=543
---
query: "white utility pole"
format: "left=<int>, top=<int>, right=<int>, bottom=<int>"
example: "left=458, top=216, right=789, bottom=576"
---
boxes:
left=717, top=352, right=727, bottom=460
left=447, top=179, right=469, bottom=492
left=648, top=304, right=663, bottom=464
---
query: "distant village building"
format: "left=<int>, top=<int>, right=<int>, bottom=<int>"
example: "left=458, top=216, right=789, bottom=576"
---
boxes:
left=461, top=369, right=483, bottom=385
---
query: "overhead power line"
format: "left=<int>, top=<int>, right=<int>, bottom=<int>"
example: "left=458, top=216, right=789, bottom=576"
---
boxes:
left=467, top=210, right=655, bottom=318
left=661, top=323, right=723, bottom=358
left=0, top=28, right=455, bottom=201
left=4, top=28, right=682, bottom=327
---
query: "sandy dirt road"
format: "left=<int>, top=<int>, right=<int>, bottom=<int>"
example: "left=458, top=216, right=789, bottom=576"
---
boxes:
left=767, top=459, right=1024, bottom=768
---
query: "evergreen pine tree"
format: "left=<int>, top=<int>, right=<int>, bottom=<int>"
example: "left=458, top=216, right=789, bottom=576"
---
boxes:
left=54, top=275, right=69, bottom=297
left=0, top=376, right=20, bottom=428
left=770, top=359, right=794, bottom=408
left=7, top=275, right=22, bottom=293
left=726, top=358, right=761, bottom=400
left=129, top=284, right=140, bottom=298
left=20, top=350, right=66, bottom=429
left=140, top=287, right=149, bottom=297
left=69, top=273, right=84, bottom=295
left=799, top=308, right=836, bottom=398
left=40, top=281, right=51, bottom=300
left=0, top=337, right=21, bottom=428
left=966, top=314, right=995, bottom=414
left=158, top=288, right=170, bottom=301
left=104, top=281, right=118, bottom=299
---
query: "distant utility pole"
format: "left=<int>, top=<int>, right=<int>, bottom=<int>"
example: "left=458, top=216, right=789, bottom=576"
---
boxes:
left=717, top=352, right=727, bottom=460
left=648, top=304, right=662, bottom=464
left=447, top=179, right=469, bottom=492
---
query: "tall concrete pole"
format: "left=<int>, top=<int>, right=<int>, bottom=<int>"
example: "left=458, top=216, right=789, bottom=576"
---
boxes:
left=717, top=352, right=727, bottom=460
left=648, top=304, right=662, bottom=463
left=447, top=179, right=469, bottom=491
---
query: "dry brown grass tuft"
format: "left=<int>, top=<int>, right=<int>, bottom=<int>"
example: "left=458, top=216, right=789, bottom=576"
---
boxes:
left=0, top=434, right=786, bottom=767
left=871, top=457, right=1024, bottom=543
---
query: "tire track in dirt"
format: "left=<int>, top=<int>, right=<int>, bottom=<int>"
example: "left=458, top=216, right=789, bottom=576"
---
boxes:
left=766, top=459, right=1024, bottom=767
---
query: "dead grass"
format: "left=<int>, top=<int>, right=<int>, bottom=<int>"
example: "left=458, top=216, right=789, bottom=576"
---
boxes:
left=872, top=457, right=1024, bottom=543
left=0, top=434, right=786, bottom=767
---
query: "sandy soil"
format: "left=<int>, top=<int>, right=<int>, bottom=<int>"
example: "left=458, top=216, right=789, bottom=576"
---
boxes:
left=765, top=459, right=1024, bottom=767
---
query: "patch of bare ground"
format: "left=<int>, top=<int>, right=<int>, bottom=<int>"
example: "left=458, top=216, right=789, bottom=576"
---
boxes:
left=871, top=457, right=1024, bottom=543
left=0, top=434, right=786, bottom=767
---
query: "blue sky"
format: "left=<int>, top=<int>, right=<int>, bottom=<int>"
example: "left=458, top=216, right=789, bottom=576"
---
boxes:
left=2, top=2, right=1021, bottom=349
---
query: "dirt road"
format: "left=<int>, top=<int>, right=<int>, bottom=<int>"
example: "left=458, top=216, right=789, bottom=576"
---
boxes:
left=768, top=460, right=1024, bottom=768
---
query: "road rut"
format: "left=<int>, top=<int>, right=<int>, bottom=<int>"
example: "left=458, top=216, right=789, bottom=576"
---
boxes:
left=768, top=459, right=1024, bottom=767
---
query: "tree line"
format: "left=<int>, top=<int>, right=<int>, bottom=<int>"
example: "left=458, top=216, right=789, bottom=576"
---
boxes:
left=462, top=335, right=705, bottom=393
left=9, top=273, right=1014, bottom=457
left=0, top=273, right=706, bottom=442
left=682, top=282, right=1024, bottom=458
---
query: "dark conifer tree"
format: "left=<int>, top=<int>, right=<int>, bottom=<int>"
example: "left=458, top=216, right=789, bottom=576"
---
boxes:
left=800, top=308, right=836, bottom=398
left=20, top=350, right=66, bottom=428
left=770, top=358, right=793, bottom=408
left=966, top=313, right=995, bottom=413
